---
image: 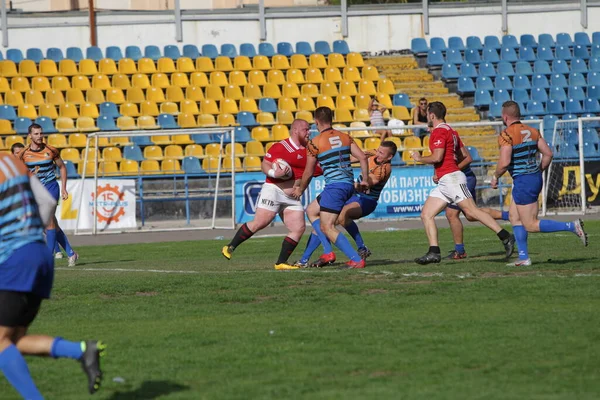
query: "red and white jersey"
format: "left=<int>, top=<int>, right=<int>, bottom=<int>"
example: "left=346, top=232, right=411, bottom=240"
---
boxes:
left=264, top=138, right=321, bottom=184
left=429, top=122, right=463, bottom=179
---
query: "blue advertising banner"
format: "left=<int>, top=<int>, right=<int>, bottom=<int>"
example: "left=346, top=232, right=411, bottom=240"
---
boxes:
left=234, top=166, right=437, bottom=223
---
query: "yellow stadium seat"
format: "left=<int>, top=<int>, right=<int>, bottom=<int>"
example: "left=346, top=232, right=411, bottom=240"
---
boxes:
left=80, top=102, right=99, bottom=118
left=272, top=124, right=290, bottom=141
left=11, top=76, right=30, bottom=92
left=377, top=79, right=396, bottom=95
left=24, top=90, right=44, bottom=106
left=45, top=89, right=64, bottom=106
left=224, top=85, right=243, bottom=101
left=353, top=138, right=364, bottom=149
left=67, top=133, right=87, bottom=148
left=59, top=103, right=79, bottom=118
left=297, top=96, right=316, bottom=112
left=305, top=67, right=323, bottom=84
left=98, top=58, right=117, bottom=75
left=222, top=157, right=243, bottom=172
left=60, top=147, right=80, bottom=162
left=282, top=83, right=300, bottom=98
left=215, top=56, right=233, bottom=72
left=38, top=104, right=58, bottom=119
left=204, top=143, right=222, bottom=157
left=317, top=81, right=336, bottom=97
left=0, top=60, right=18, bottom=78
left=180, top=101, right=199, bottom=116
left=364, top=137, right=381, bottom=151
left=336, top=94, right=355, bottom=110
left=272, top=55, right=290, bottom=70
left=309, top=54, right=327, bottom=69
left=117, top=116, right=137, bottom=130
left=228, top=70, right=247, bottom=87
left=290, top=55, right=309, bottom=69
left=334, top=109, right=353, bottom=123
left=278, top=97, right=297, bottom=112
left=55, top=117, right=77, bottom=133
left=78, top=161, right=97, bottom=176
left=185, top=86, right=204, bottom=102
left=111, top=73, right=131, bottom=89
left=28, top=77, right=49, bottom=95
left=256, top=112, right=275, bottom=125
left=247, top=71, right=266, bottom=87
left=343, top=66, right=362, bottom=82
left=403, top=136, right=422, bottom=150
left=4, top=90, right=23, bottom=106
left=0, top=77, right=8, bottom=94
left=185, top=144, right=204, bottom=158
left=48, top=76, right=69, bottom=92
left=205, top=86, right=223, bottom=101
left=143, top=145, right=163, bottom=160
left=86, top=88, right=105, bottom=104
left=362, top=65, right=380, bottom=81
left=422, top=136, right=430, bottom=148
left=0, top=120, right=15, bottom=135
left=402, top=150, right=419, bottom=164
left=349, top=121, right=369, bottom=138
left=243, top=156, right=262, bottom=172
left=138, top=115, right=160, bottom=129
left=225, top=142, right=245, bottom=157
left=76, top=116, right=99, bottom=132
left=5, top=135, right=23, bottom=147
left=177, top=57, right=195, bottom=73
left=170, top=72, right=190, bottom=88
left=110, top=135, right=133, bottom=146
left=39, top=60, right=58, bottom=77
left=92, top=74, right=111, bottom=90
left=347, top=52, right=365, bottom=67
left=251, top=127, right=270, bottom=142
left=152, top=135, right=172, bottom=145
left=324, top=67, right=342, bottom=82
left=265, top=142, right=276, bottom=153
left=295, top=110, right=314, bottom=123
left=166, top=86, right=185, bottom=102
left=72, top=75, right=91, bottom=90
left=171, top=134, right=193, bottom=145
left=328, top=53, right=346, bottom=68
left=59, top=59, right=78, bottom=76
left=138, top=58, right=157, bottom=74
left=131, top=73, right=151, bottom=89
left=286, top=69, right=305, bottom=84
left=160, top=101, right=178, bottom=115
left=118, top=58, right=137, bottom=74
left=190, top=72, right=209, bottom=87
left=392, top=106, right=411, bottom=120
left=120, top=160, right=140, bottom=176
left=99, top=161, right=119, bottom=176
left=267, top=70, right=285, bottom=85
left=139, top=160, right=159, bottom=175
left=246, top=140, right=265, bottom=156
left=120, top=102, right=140, bottom=117
left=18, top=103, right=37, bottom=119
left=253, top=55, right=271, bottom=70
left=234, top=56, right=253, bottom=71
left=210, top=71, right=228, bottom=87
left=262, top=83, right=281, bottom=99
left=317, top=95, right=335, bottom=109
left=240, top=98, right=258, bottom=113
left=354, top=108, right=370, bottom=122
left=162, top=158, right=183, bottom=174
left=354, top=93, right=370, bottom=110
left=217, top=113, right=237, bottom=127
left=151, top=73, right=170, bottom=89
left=374, top=93, right=392, bottom=109
left=197, top=113, right=217, bottom=127
left=146, top=87, right=165, bottom=103
left=102, top=146, right=123, bottom=162
left=202, top=157, right=219, bottom=173
left=19, top=60, right=38, bottom=77
left=66, top=88, right=85, bottom=105
left=196, top=57, right=214, bottom=72
left=158, top=57, right=176, bottom=73
left=358, top=80, right=376, bottom=95
left=106, top=88, right=125, bottom=104
left=385, top=136, right=402, bottom=149
left=339, top=80, right=357, bottom=96
left=276, top=110, right=294, bottom=125
left=75, top=60, right=96, bottom=76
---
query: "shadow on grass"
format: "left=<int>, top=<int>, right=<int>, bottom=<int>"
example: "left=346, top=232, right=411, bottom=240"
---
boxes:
left=75, top=260, right=136, bottom=266
left=108, top=380, right=189, bottom=400
left=540, top=257, right=595, bottom=265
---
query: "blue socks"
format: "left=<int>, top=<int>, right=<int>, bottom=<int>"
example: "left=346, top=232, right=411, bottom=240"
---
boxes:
left=501, top=211, right=509, bottom=221
left=50, top=338, right=83, bottom=360
left=513, top=225, right=529, bottom=260
left=455, top=243, right=465, bottom=254
left=300, top=233, right=322, bottom=263
left=344, top=221, right=366, bottom=249
left=334, top=234, right=361, bottom=262
left=56, top=230, right=75, bottom=257
left=539, top=219, right=576, bottom=233
left=45, top=229, right=56, bottom=253
left=0, top=345, right=44, bottom=400
left=311, top=219, right=332, bottom=254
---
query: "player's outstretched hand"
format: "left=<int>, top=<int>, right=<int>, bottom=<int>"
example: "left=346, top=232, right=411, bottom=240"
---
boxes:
left=432, top=174, right=439, bottom=184
left=410, top=151, right=421, bottom=162
left=291, top=186, right=302, bottom=199
left=61, top=189, right=69, bottom=201
left=357, top=180, right=370, bottom=193
left=490, top=176, right=498, bottom=189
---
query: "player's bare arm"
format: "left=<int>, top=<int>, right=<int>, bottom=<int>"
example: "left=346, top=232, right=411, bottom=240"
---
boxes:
left=411, top=147, right=445, bottom=164
left=457, top=146, right=473, bottom=171
left=292, top=155, right=317, bottom=199
left=351, top=142, right=369, bottom=191
left=55, top=157, right=69, bottom=201
left=537, top=137, right=553, bottom=172
left=491, top=145, right=512, bottom=189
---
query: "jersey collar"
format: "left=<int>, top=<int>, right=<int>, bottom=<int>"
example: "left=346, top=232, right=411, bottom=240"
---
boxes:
left=288, top=136, right=301, bottom=150
left=320, top=126, right=334, bottom=134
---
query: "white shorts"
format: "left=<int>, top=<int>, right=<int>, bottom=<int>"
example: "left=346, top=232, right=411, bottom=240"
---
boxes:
left=428, top=171, right=472, bottom=204
left=256, top=183, right=304, bottom=213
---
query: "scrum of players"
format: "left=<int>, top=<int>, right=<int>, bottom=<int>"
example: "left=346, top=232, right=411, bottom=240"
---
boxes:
left=222, top=103, right=588, bottom=269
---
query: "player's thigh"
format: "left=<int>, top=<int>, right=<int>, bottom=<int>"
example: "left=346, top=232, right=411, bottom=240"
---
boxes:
left=508, top=198, right=521, bottom=225
left=515, top=202, right=539, bottom=230
left=339, top=201, right=363, bottom=226
left=422, top=196, right=448, bottom=219
left=455, top=197, right=480, bottom=220
left=305, top=199, right=320, bottom=222
left=319, top=211, right=339, bottom=234
left=281, top=208, right=306, bottom=234
left=250, top=207, right=278, bottom=230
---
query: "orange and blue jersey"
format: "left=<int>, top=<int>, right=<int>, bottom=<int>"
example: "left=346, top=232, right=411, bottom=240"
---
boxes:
left=359, top=155, right=392, bottom=202
left=306, top=128, right=355, bottom=185
left=18, top=144, right=60, bottom=186
left=498, top=121, right=541, bottom=178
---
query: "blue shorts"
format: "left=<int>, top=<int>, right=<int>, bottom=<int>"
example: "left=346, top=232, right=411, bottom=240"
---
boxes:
left=317, top=182, right=355, bottom=214
left=512, top=172, right=543, bottom=205
left=45, top=180, right=60, bottom=201
left=448, top=173, right=477, bottom=211
left=0, top=242, right=54, bottom=299
left=345, top=194, right=378, bottom=217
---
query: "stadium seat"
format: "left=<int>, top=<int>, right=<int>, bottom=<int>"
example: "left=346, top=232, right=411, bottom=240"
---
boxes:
left=125, top=46, right=143, bottom=62
left=482, top=48, right=500, bottom=63
left=176, top=57, right=195, bottom=74
left=550, top=86, right=567, bottom=101
left=515, top=61, right=533, bottom=76
left=497, top=61, right=515, bottom=77
left=551, top=74, right=568, bottom=88
left=474, top=90, right=492, bottom=108
left=574, top=45, right=590, bottom=60
left=105, top=46, right=123, bottom=61
left=513, top=75, right=531, bottom=90
left=478, top=62, right=496, bottom=78
left=466, top=36, right=483, bottom=51
left=458, top=63, right=477, bottom=79
left=538, top=33, right=556, bottom=48
left=182, top=44, right=200, bottom=60
left=457, top=77, right=475, bottom=95
left=530, top=87, right=548, bottom=102
left=442, top=63, right=459, bottom=80
left=164, top=45, right=181, bottom=60
left=430, top=37, right=447, bottom=51
left=547, top=99, right=564, bottom=115
left=35, top=117, right=56, bottom=133
left=532, top=74, right=550, bottom=89
left=464, top=49, right=481, bottom=65
left=533, top=60, right=551, bottom=75
left=446, top=49, right=463, bottom=65
left=495, top=75, right=513, bottom=90
left=137, top=58, right=157, bottom=74
left=157, top=58, right=176, bottom=74
left=501, top=47, right=518, bottom=62
left=526, top=101, right=545, bottom=116
left=426, top=50, right=444, bottom=67
left=536, top=46, right=554, bottom=61
left=446, top=36, right=465, bottom=52
left=411, top=38, right=428, bottom=54
left=568, top=86, right=586, bottom=102
left=493, top=89, right=511, bottom=103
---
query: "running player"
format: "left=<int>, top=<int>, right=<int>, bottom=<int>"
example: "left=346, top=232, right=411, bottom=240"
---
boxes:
left=411, top=101, right=515, bottom=264
left=295, top=141, right=397, bottom=267
left=18, top=124, right=78, bottom=267
left=491, top=101, right=587, bottom=266
left=222, top=119, right=320, bottom=270
left=292, top=106, right=370, bottom=269
left=0, top=153, right=104, bottom=399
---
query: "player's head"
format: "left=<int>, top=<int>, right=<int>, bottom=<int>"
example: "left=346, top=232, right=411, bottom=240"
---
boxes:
left=290, top=119, right=310, bottom=147
left=28, top=123, right=44, bottom=146
left=11, top=142, right=24, bottom=156
left=376, top=141, right=397, bottom=163
left=419, top=97, right=428, bottom=111
left=314, top=106, right=333, bottom=129
left=501, top=100, right=521, bottom=126
left=426, top=101, right=446, bottom=127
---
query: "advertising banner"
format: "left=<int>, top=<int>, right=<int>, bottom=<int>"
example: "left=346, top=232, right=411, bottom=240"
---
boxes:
left=546, top=161, right=600, bottom=207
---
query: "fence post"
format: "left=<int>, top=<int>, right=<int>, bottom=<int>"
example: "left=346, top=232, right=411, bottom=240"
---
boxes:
left=175, top=0, right=183, bottom=42
left=1, top=0, right=7, bottom=48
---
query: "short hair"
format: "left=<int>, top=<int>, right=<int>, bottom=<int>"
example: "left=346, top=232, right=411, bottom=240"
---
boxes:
left=427, top=101, right=446, bottom=120
left=11, top=142, right=24, bottom=153
left=419, top=97, right=428, bottom=104
left=502, top=100, right=521, bottom=118
left=380, top=140, right=398, bottom=157
left=314, top=106, right=333, bottom=125
left=28, top=123, right=43, bottom=134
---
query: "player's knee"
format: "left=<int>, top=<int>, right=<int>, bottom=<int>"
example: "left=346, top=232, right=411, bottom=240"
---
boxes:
left=461, top=208, right=478, bottom=222
left=522, top=220, right=539, bottom=232
left=464, top=214, right=478, bottom=222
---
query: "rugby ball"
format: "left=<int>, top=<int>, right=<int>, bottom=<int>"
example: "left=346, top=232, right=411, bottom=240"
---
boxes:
left=273, top=158, right=293, bottom=180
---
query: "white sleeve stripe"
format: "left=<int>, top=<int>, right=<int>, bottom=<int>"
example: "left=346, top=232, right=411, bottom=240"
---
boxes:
left=0, top=158, right=14, bottom=179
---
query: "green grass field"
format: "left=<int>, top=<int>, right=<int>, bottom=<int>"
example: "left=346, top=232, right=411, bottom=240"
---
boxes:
left=2, top=221, right=600, bottom=400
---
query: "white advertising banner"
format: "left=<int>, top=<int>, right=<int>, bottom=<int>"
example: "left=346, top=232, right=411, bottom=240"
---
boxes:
left=56, top=179, right=137, bottom=231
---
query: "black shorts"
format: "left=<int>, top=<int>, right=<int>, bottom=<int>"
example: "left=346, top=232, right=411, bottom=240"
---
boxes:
left=0, top=291, right=42, bottom=327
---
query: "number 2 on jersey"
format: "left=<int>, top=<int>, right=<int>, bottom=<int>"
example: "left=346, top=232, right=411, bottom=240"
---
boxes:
left=520, top=130, right=532, bottom=142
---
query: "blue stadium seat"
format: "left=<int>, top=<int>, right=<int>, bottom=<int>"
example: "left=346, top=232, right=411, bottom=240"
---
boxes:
left=582, top=113, right=600, bottom=128
left=464, top=49, right=482, bottom=64
left=14, top=117, right=32, bottom=134
left=520, top=34, right=538, bottom=48
left=575, top=32, right=591, bottom=47
left=460, top=63, right=478, bottom=78
left=532, top=74, right=550, bottom=88
left=201, top=44, right=219, bottom=59
left=182, top=157, right=205, bottom=174
left=295, top=42, right=313, bottom=56
left=106, top=46, right=123, bottom=62
left=474, top=90, right=492, bottom=108
left=240, top=43, right=257, bottom=57
left=526, top=101, right=546, bottom=116
left=466, top=36, right=483, bottom=51
left=589, top=85, right=600, bottom=99
left=99, top=102, right=120, bottom=118
left=144, top=45, right=162, bottom=61
left=512, top=88, right=530, bottom=103
left=518, top=46, right=536, bottom=62
left=411, top=38, right=429, bottom=54
left=484, top=36, right=501, bottom=50
left=157, top=113, right=179, bottom=129
left=63, top=160, right=79, bottom=179
left=98, top=116, right=118, bottom=131
left=66, top=47, right=84, bottom=63
left=515, top=61, right=533, bottom=76
left=6, top=49, right=23, bottom=63
left=34, top=117, right=57, bottom=133
left=556, top=33, right=573, bottom=47
left=426, top=50, right=445, bottom=67
left=315, top=41, right=331, bottom=55
left=164, top=45, right=181, bottom=60
left=489, top=101, right=503, bottom=118
left=26, top=48, right=43, bottom=63
left=192, top=134, right=214, bottom=145
left=584, top=98, right=600, bottom=113
left=574, top=45, right=590, bottom=60
left=513, top=75, right=531, bottom=90
left=84, top=46, right=102, bottom=62
left=502, top=35, right=519, bottom=49
left=446, top=49, right=463, bottom=65
left=543, top=114, right=558, bottom=132
left=538, top=34, right=556, bottom=48
left=531, top=87, right=549, bottom=102
left=583, top=128, right=600, bottom=145
left=220, top=44, right=237, bottom=58
left=592, top=45, right=600, bottom=58
left=551, top=74, right=568, bottom=88
left=483, top=48, right=500, bottom=63
left=475, top=76, right=494, bottom=91
left=533, top=60, right=551, bottom=75
left=183, top=44, right=201, bottom=59
left=390, top=152, right=404, bottom=167
left=258, top=43, right=275, bottom=57
left=392, top=94, right=413, bottom=108
left=495, top=76, right=513, bottom=90
left=448, top=37, right=465, bottom=51
left=466, top=146, right=483, bottom=163
left=588, top=72, right=600, bottom=86
left=0, top=105, right=17, bottom=121
left=123, top=145, right=145, bottom=161
left=564, top=129, right=578, bottom=144
left=593, top=32, right=600, bottom=46
left=259, top=98, right=277, bottom=113
left=536, top=46, right=554, bottom=61
left=46, top=48, right=64, bottom=62
left=132, top=136, right=153, bottom=147
left=457, top=77, right=476, bottom=95
left=547, top=100, right=565, bottom=115
left=551, top=59, right=569, bottom=74
left=442, top=63, right=460, bottom=80
left=234, top=126, right=252, bottom=143
left=565, top=98, right=583, bottom=114
left=125, top=46, right=143, bottom=62
left=583, top=142, right=600, bottom=159
left=493, top=89, right=511, bottom=103
left=550, top=86, right=567, bottom=101
left=556, top=142, right=579, bottom=159
left=555, top=45, right=572, bottom=61
left=571, top=58, right=588, bottom=73
left=333, top=40, right=350, bottom=55
left=478, top=62, right=496, bottom=78
left=569, top=72, right=587, bottom=87
left=277, top=42, right=294, bottom=57
left=237, top=112, right=257, bottom=126
left=430, top=37, right=447, bottom=51
left=496, top=60, right=515, bottom=76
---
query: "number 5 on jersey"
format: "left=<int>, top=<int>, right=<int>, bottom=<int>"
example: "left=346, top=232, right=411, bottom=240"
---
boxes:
left=329, top=136, right=342, bottom=149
